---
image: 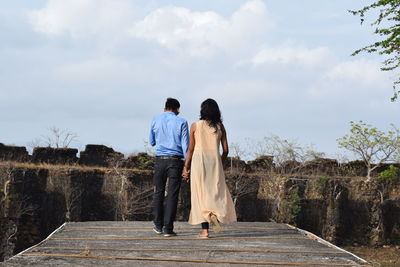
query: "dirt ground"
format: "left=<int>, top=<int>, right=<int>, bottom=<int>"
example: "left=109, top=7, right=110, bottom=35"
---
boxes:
left=344, top=246, right=400, bottom=267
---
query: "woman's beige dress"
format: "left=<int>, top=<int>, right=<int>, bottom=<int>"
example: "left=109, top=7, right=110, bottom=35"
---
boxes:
left=188, top=120, right=237, bottom=225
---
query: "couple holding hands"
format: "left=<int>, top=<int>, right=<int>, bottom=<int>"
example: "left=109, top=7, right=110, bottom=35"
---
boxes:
left=149, top=98, right=236, bottom=238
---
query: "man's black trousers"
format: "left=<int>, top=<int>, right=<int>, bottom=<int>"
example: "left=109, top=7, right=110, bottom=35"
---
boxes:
left=152, top=157, right=183, bottom=233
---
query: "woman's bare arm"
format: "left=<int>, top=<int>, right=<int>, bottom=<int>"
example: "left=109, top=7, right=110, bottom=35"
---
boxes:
left=220, top=123, right=229, bottom=165
left=183, top=122, right=196, bottom=179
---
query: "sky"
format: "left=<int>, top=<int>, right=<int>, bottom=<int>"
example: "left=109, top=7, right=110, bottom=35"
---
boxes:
left=1, top=0, right=399, bottom=160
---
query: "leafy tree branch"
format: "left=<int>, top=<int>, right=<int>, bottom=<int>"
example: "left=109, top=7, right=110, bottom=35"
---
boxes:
left=350, top=0, right=400, bottom=101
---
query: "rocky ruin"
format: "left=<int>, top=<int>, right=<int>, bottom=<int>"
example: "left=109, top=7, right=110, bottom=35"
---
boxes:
left=0, top=142, right=399, bottom=262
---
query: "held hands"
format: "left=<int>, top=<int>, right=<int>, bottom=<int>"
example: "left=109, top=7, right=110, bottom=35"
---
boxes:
left=182, top=166, right=190, bottom=181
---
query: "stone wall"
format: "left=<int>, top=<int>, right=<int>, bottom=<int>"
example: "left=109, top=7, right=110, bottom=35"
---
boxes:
left=1, top=142, right=400, bottom=261
left=32, top=147, right=78, bottom=165
left=0, top=143, right=29, bottom=162
left=252, top=175, right=400, bottom=246
left=1, top=142, right=397, bottom=175
left=0, top=164, right=157, bottom=261
left=0, top=143, right=155, bottom=169
left=0, top=218, right=17, bottom=261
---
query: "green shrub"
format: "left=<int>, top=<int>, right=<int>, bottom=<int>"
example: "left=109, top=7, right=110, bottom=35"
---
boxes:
left=277, top=187, right=301, bottom=226
left=137, top=153, right=153, bottom=170
left=379, top=165, right=399, bottom=180
left=315, top=175, right=330, bottom=194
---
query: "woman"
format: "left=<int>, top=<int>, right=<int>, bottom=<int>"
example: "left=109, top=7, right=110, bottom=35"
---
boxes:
left=183, top=99, right=236, bottom=238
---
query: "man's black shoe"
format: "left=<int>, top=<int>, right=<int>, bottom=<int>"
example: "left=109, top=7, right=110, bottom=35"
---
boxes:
left=153, top=226, right=163, bottom=235
left=163, top=231, right=177, bottom=237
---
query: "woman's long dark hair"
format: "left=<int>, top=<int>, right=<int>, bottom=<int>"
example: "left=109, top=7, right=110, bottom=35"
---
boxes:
left=200, top=99, right=222, bottom=132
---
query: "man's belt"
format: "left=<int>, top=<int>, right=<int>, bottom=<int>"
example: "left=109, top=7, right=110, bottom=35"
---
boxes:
left=156, top=155, right=183, bottom=160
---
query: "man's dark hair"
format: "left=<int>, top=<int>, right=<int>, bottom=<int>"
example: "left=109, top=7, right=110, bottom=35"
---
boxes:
left=165, top=98, right=180, bottom=110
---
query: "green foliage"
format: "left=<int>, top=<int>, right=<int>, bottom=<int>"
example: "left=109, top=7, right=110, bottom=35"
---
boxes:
left=278, top=187, right=301, bottom=226
left=379, top=165, right=400, bottom=179
left=137, top=153, right=154, bottom=170
left=315, top=175, right=330, bottom=194
left=337, top=121, right=400, bottom=179
left=349, top=0, right=400, bottom=101
left=338, top=164, right=357, bottom=177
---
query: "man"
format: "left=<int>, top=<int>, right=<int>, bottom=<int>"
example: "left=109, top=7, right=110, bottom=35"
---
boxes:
left=149, top=98, right=189, bottom=237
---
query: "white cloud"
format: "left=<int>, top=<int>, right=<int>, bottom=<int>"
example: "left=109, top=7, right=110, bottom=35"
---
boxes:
left=324, top=59, right=385, bottom=84
left=252, top=42, right=333, bottom=67
left=28, top=0, right=274, bottom=58
left=309, top=59, right=390, bottom=98
left=55, top=57, right=133, bottom=81
left=129, top=0, right=273, bottom=57
left=4, top=0, right=400, bottom=160
left=130, top=7, right=227, bottom=57
left=28, top=0, right=136, bottom=38
left=194, top=80, right=281, bottom=106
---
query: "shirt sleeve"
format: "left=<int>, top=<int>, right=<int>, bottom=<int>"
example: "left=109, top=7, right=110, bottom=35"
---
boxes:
left=149, top=119, right=156, bottom=146
left=181, top=121, right=189, bottom=158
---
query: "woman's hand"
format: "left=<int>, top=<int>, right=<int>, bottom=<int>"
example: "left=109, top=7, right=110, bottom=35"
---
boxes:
left=182, top=122, right=195, bottom=182
left=182, top=166, right=190, bottom=181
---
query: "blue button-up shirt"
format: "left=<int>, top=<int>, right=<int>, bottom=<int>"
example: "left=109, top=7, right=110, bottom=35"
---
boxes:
left=149, top=111, right=189, bottom=158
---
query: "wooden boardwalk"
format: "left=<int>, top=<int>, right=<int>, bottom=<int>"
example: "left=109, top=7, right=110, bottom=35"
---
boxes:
left=2, top=221, right=369, bottom=266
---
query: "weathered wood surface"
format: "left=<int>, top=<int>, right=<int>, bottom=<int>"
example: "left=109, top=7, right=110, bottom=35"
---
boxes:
left=2, top=221, right=368, bottom=266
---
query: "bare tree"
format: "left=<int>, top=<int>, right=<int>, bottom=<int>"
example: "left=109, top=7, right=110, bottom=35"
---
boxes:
left=247, top=135, right=325, bottom=166
left=101, top=156, right=130, bottom=221
left=268, top=135, right=304, bottom=164
left=105, top=156, right=153, bottom=221
left=230, top=142, right=248, bottom=160
left=143, top=140, right=155, bottom=156
left=42, top=126, right=78, bottom=148
left=303, top=144, right=326, bottom=162
left=5, top=195, right=38, bottom=245
left=334, top=152, right=350, bottom=164
left=0, top=164, right=38, bottom=260
left=228, top=142, right=248, bottom=171
left=226, top=169, right=259, bottom=207
left=125, top=181, right=153, bottom=219
left=0, top=164, right=38, bottom=218
left=245, top=137, right=270, bottom=159
left=58, top=177, right=83, bottom=222
left=267, top=136, right=325, bottom=165
left=26, top=138, right=43, bottom=153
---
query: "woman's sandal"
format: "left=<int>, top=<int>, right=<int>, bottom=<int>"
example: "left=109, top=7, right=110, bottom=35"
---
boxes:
left=210, top=214, right=221, bottom=233
left=197, top=229, right=209, bottom=238
left=197, top=233, right=209, bottom=238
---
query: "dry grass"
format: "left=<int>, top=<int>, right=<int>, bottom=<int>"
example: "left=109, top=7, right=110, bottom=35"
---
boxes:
left=0, top=161, right=151, bottom=174
left=1, top=161, right=369, bottom=179
left=344, top=246, right=400, bottom=267
left=225, top=170, right=367, bottom=181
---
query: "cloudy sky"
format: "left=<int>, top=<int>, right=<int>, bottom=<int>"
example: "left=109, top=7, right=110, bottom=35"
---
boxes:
left=1, top=0, right=399, bottom=159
